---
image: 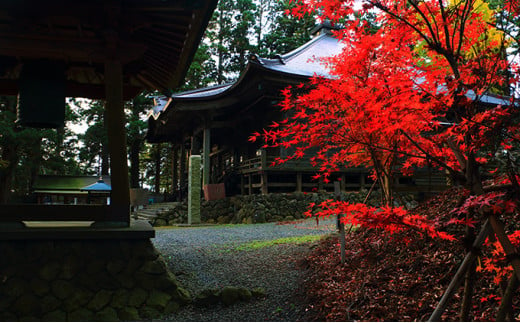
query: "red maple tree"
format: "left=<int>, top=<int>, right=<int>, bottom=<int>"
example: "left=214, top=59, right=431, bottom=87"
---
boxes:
left=254, top=0, right=520, bottom=319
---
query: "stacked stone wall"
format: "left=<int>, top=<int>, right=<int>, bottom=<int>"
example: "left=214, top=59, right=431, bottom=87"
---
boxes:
left=153, top=191, right=384, bottom=226
left=0, top=239, right=190, bottom=321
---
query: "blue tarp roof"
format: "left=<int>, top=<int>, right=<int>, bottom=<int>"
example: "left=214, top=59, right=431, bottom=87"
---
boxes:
left=80, top=180, right=112, bottom=192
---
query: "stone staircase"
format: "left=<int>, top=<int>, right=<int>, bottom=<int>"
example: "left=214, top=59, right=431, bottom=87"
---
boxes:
left=132, top=202, right=180, bottom=222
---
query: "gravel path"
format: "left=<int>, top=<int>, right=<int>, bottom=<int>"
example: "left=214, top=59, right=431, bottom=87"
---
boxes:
left=152, top=218, right=337, bottom=321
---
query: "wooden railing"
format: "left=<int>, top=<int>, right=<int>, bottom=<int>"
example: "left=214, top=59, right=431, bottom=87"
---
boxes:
left=238, top=156, right=263, bottom=172
left=238, top=155, right=314, bottom=173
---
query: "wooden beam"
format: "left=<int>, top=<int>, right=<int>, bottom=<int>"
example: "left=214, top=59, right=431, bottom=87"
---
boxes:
left=0, top=35, right=146, bottom=63
left=0, top=79, right=142, bottom=100
left=0, top=205, right=123, bottom=222
left=104, top=59, right=130, bottom=223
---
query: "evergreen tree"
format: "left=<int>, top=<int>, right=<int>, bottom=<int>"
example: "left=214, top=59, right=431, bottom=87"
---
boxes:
left=179, top=43, right=218, bottom=91
left=0, top=96, right=81, bottom=202
left=77, top=100, right=109, bottom=175
left=259, top=0, right=315, bottom=57
left=126, top=94, right=153, bottom=188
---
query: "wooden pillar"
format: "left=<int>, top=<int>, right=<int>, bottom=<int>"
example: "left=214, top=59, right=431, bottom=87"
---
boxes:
left=334, top=181, right=346, bottom=264
left=179, top=143, right=187, bottom=201
left=233, top=149, right=240, bottom=168
left=360, top=173, right=366, bottom=190
left=261, top=172, right=268, bottom=195
left=296, top=172, right=302, bottom=193
left=104, top=59, right=129, bottom=224
left=172, top=145, right=178, bottom=197
left=340, top=174, right=346, bottom=191
left=260, top=149, right=267, bottom=169
left=248, top=175, right=253, bottom=195
left=240, top=175, right=245, bottom=195
left=203, top=127, right=211, bottom=186
left=191, top=135, right=201, bottom=155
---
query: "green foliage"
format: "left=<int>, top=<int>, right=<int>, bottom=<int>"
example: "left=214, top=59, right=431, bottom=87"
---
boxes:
left=183, top=0, right=315, bottom=89
left=258, top=0, right=315, bottom=58
left=180, top=43, right=218, bottom=91
left=126, top=93, right=154, bottom=188
left=0, top=96, right=82, bottom=202
left=76, top=100, right=108, bottom=175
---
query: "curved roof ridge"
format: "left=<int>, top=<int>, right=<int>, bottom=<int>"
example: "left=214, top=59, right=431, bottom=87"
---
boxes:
left=255, top=32, right=334, bottom=66
left=173, top=83, right=233, bottom=97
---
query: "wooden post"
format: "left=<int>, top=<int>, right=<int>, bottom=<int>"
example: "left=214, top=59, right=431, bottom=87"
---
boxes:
left=104, top=59, right=129, bottom=224
left=360, top=173, right=366, bottom=190
left=203, top=127, right=210, bottom=186
left=191, top=134, right=201, bottom=155
left=248, top=175, right=252, bottom=195
left=428, top=220, right=492, bottom=321
left=179, top=143, right=187, bottom=201
left=240, top=175, right=245, bottom=195
left=334, top=181, right=346, bottom=264
left=172, top=145, right=178, bottom=197
left=296, top=172, right=302, bottom=193
left=260, top=149, right=267, bottom=169
left=261, top=171, right=268, bottom=195
left=340, top=174, right=346, bottom=191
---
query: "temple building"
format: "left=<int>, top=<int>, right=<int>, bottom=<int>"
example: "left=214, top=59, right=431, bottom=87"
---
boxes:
left=147, top=23, right=507, bottom=199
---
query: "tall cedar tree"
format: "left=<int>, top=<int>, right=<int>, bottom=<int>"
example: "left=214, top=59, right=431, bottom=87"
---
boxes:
left=254, top=0, right=520, bottom=310
left=126, top=94, right=154, bottom=188
left=0, top=96, right=81, bottom=203
left=77, top=100, right=110, bottom=175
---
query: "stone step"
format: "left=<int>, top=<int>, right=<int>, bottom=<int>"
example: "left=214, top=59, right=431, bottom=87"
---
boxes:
left=134, top=210, right=159, bottom=217
left=146, top=202, right=180, bottom=209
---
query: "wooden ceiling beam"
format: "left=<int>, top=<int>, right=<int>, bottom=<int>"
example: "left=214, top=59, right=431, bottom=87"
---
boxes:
left=0, top=35, right=147, bottom=64
left=0, top=78, right=141, bottom=100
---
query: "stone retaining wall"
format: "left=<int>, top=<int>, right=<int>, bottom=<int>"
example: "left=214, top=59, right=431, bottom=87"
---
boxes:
left=153, top=191, right=384, bottom=226
left=0, top=239, right=189, bottom=321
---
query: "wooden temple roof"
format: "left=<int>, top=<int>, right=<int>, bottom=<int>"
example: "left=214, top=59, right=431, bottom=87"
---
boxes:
left=0, top=0, right=218, bottom=100
left=146, top=25, right=345, bottom=143
left=146, top=22, right=511, bottom=144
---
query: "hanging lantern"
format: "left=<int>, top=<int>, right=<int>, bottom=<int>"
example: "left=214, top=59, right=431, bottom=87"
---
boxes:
left=17, top=60, right=66, bottom=128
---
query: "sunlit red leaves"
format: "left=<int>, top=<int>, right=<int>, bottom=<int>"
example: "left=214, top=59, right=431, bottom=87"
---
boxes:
left=478, top=231, right=520, bottom=285
left=304, top=199, right=455, bottom=240
left=303, top=189, right=520, bottom=321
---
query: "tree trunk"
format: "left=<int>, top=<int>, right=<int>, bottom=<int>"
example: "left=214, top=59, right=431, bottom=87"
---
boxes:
left=179, top=144, right=187, bottom=201
left=459, top=256, right=476, bottom=321
left=0, top=144, right=19, bottom=204
left=460, top=225, right=477, bottom=321
left=217, top=9, right=225, bottom=84
left=101, top=109, right=110, bottom=175
left=428, top=220, right=492, bottom=321
left=28, top=137, right=42, bottom=193
left=172, top=145, right=178, bottom=196
left=497, top=274, right=518, bottom=321
left=129, top=138, right=141, bottom=188
left=154, top=143, right=162, bottom=194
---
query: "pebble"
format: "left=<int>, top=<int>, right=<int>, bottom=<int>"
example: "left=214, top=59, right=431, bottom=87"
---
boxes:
left=152, top=218, right=336, bottom=321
